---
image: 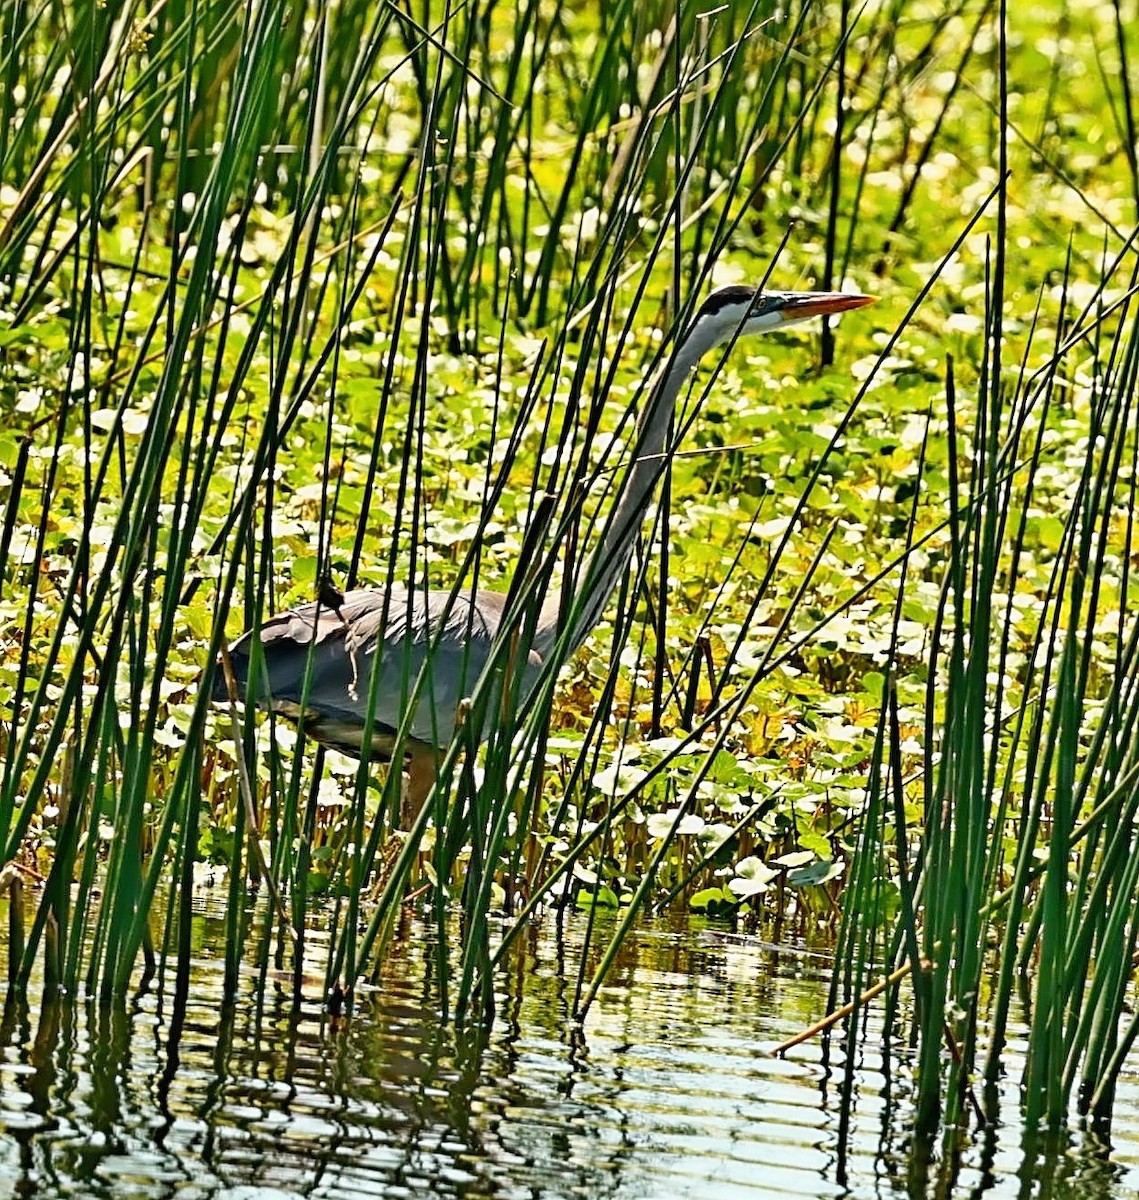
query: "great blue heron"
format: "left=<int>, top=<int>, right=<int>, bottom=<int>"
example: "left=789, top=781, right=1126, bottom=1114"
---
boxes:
left=214, top=284, right=874, bottom=814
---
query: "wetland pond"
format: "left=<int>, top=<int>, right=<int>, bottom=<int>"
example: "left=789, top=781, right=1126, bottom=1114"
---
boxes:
left=2, top=897, right=1138, bottom=1199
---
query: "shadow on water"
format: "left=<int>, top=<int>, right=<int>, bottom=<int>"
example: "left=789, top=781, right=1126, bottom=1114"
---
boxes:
left=2, top=897, right=1139, bottom=1198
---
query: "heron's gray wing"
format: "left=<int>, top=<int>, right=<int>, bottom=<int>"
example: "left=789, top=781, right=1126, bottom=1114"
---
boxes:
left=217, top=583, right=524, bottom=752
left=338, top=585, right=507, bottom=745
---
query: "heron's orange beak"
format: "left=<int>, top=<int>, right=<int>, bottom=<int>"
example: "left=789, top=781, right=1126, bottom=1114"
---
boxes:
left=777, top=292, right=877, bottom=321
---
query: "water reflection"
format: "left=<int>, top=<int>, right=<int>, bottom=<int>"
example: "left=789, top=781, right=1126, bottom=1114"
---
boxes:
left=2, top=900, right=1139, bottom=1198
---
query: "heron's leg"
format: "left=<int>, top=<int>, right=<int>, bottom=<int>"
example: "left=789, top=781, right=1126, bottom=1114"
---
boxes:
left=401, top=744, right=440, bottom=826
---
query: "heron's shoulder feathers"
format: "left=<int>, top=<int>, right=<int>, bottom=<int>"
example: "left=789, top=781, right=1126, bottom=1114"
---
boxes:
left=247, top=582, right=512, bottom=653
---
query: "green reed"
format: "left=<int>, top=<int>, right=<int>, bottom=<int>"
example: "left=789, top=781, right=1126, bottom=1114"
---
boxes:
left=6, top=0, right=1139, bottom=1174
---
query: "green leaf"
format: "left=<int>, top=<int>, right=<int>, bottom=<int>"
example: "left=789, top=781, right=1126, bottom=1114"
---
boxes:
left=727, top=856, right=779, bottom=897
left=690, top=886, right=737, bottom=911
left=788, top=859, right=844, bottom=887
left=0, top=323, right=36, bottom=348
left=292, top=556, right=318, bottom=584
left=798, top=830, right=833, bottom=858
left=576, top=885, right=620, bottom=910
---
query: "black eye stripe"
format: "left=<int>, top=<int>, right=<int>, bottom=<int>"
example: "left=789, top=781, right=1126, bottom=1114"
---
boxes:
left=695, top=285, right=763, bottom=320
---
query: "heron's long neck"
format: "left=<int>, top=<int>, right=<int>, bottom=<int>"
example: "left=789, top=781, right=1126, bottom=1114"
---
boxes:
left=542, top=317, right=732, bottom=657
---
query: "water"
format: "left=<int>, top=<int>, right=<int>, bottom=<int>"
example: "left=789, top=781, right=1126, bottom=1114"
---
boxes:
left=2, top=899, right=1139, bottom=1199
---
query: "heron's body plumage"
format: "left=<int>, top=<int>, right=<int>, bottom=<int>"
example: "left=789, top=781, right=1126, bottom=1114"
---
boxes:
left=218, top=584, right=543, bottom=756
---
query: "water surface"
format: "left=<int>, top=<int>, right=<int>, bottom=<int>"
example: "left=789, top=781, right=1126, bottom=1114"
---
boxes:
left=2, top=898, right=1138, bottom=1198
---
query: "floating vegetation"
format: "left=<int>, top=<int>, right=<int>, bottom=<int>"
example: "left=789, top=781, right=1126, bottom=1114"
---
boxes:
left=2, top=0, right=1139, bottom=1177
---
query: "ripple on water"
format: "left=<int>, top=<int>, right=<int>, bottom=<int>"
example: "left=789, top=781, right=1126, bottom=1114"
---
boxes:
left=4, top=908, right=1139, bottom=1198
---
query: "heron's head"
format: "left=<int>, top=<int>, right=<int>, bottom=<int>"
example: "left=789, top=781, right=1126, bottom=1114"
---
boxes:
left=690, top=284, right=876, bottom=347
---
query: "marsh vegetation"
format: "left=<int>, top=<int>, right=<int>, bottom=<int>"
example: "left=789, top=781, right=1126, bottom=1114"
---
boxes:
left=2, top=0, right=1139, bottom=1184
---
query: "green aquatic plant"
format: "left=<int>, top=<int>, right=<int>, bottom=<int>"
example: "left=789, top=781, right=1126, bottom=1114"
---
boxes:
left=3, top=0, right=1139, bottom=1177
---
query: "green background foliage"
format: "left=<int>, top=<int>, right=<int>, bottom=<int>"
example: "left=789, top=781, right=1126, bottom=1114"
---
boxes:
left=2, top=0, right=1139, bottom=1150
